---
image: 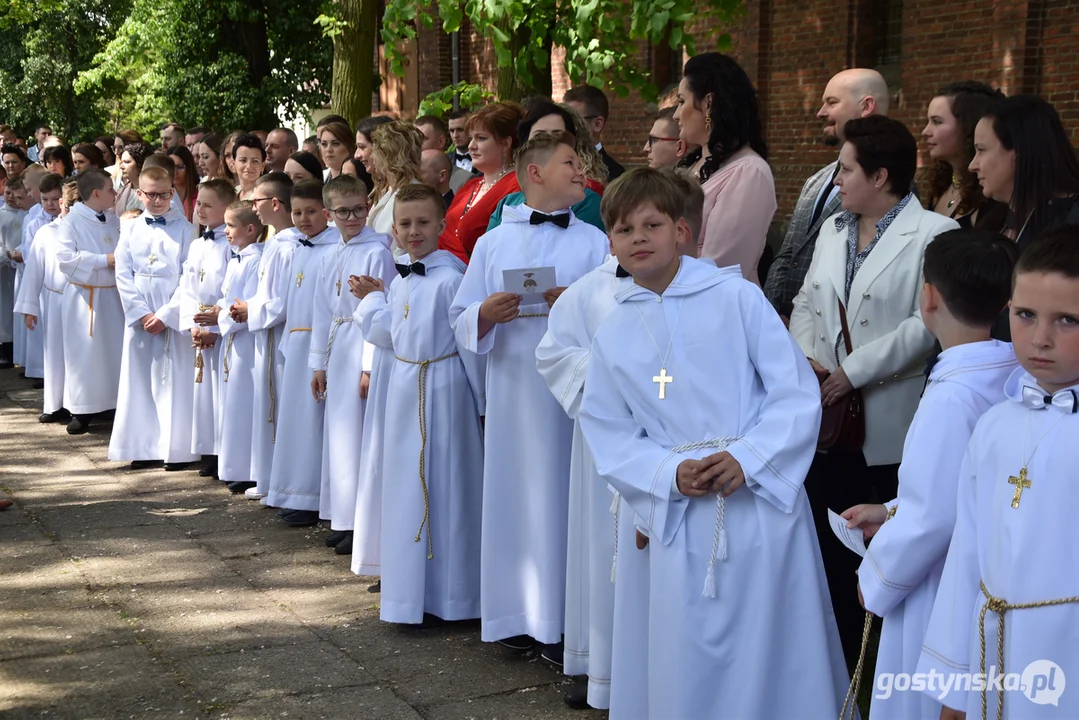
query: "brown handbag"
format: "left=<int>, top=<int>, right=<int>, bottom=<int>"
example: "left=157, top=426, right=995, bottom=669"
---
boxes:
left=816, top=299, right=866, bottom=452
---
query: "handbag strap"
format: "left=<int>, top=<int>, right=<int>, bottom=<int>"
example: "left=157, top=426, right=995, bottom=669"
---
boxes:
left=837, top=299, right=854, bottom=356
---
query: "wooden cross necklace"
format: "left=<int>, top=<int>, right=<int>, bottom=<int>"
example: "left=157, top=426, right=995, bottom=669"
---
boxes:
left=1008, top=409, right=1067, bottom=508
left=633, top=298, right=685, bottom=400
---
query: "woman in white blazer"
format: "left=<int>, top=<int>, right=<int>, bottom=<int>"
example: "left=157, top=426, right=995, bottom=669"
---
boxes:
left=789, top=116, right=959, bottom=666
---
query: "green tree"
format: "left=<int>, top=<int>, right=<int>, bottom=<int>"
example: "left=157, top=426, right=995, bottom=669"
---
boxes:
left=317, top=0, right=379, bottom=124
left=381, top=0, right=744, bottom=102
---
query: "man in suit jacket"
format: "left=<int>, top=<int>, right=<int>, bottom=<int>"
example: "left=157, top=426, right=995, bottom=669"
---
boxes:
left=764, top=69, right=890, bottom=323
left=564, top=85, right=625, bottom=181
left=415, top=114, right=475, bottom=193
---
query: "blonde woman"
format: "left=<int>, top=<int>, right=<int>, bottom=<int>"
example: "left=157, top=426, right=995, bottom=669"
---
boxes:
left=366, top=120, right=424, bottom=236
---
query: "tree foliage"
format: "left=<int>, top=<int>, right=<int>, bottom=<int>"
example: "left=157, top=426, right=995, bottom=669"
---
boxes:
left=381, top=0, right=744, bottom=102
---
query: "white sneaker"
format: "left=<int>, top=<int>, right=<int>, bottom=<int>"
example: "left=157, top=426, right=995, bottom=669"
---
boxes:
left=244, top=487, right=266, bottom=500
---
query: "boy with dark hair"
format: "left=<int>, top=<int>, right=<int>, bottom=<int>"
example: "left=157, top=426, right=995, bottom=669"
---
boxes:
left=918, top=226, right=1079, bottom=719
left=266, top=180, right=339, bottom=524
left=563, top=85, right=624, bottom=180
left=0, top=176, right=28, bottom=368
left=577, top=167, right=848, bottom=718
left=56, top=169, right=122, bottom=434
left=15, top=172, right=63, bottom=381
left=108, top=165, right=197, bottom=470
left=536, top=167, right=701, bottom=710
left=450, top=131, right=607, bottom=655
left=445, top=110, right=473, bottom=172
left=843, top=229, right=1020, bottom=720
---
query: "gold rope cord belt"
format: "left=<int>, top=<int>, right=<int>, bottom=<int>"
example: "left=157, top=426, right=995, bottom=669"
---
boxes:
left=516, top=313, right=549, bottom=318
left=267, top=327, right=277, bottom=443
left=194, top=304, right=214, bottom=384
left=289, top=327, right=311, bottom=333
left=394, top=351, right=460, bottom=560
left=977, top=581, right=1079, bottom=720
left=70, top=283, right=115, bottom=337
left=223, top=334, right=235, bottom=382
left=325, top=316, right=353, bottom=368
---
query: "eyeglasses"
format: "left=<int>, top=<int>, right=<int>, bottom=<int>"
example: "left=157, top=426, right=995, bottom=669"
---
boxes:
left=331, top=205, right=368, bottom=220
left=138, top=190, right=174, bottom=202
left=250, top=196, right=274, bottom=204
left=646, top=135, right=680, bottom=148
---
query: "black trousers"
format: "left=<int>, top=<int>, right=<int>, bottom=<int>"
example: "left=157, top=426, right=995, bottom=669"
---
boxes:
left=803, top=449, right=899, bottom=669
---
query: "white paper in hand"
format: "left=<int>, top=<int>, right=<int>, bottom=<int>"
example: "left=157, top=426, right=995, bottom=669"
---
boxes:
left=828, top=508, right=867, bottom=557
left=503, top=266, right=556, bottom=303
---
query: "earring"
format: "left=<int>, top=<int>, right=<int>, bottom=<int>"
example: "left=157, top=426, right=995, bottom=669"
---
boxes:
left=704, top=113, right=712, bottom=132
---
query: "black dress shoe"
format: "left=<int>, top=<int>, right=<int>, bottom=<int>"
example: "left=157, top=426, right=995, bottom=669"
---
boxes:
left=563, top=677, right=590, bottom=710
left=130, top=460, right=161, bottom=470
left=367, top=580, right=381, bottom=593
left=52, top=408, right=71, bottom=423
left=282, top=510, right=319, bottom=526
left=277, top=508, right=297, bottom=518
left=164, top=462, right=197, bottom=472
left=199, top=457, right=218, bottom=477
left=497, top=634, right=536, bottom=651
left=66, top=415, right=91, bottom=435
left=226, top=481, right=256, bottom=494
left=333, top=531, right=354, bottom=555
left=540, top=641, right=564, bottom=667
left=324, top=530, right=348, bottom=547
left=31, top=379, right=44, bottom=389
left=39, top=412, right=56, bottom=423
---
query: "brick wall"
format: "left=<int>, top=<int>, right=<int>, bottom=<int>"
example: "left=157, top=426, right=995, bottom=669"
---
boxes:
left=409, top=0, right=1079, bottom=238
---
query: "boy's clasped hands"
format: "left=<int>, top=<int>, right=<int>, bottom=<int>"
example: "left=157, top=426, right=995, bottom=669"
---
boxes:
left=675, top=452, right=745, bottom=498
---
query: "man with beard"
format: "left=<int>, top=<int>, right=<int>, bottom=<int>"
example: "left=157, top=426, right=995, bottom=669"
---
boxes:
left=764, top=69, right=889, bottom=323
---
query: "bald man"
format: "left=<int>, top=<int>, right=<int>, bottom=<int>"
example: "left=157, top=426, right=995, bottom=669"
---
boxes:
left=419, top=149, right=455, bottom=207
left=764, top=68, right=889, bottom=321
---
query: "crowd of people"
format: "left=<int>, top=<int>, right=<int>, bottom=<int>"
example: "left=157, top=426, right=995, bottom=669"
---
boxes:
left=2, top=51, right=1078, bottom=719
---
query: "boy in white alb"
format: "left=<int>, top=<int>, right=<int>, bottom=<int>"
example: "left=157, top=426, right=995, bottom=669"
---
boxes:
left=576, top=168, right=849, bottom=719
left=180, top=179, right=236, bottom=477
left=535, top=170, right=704, bottom=710
left=16, top=178, right=75, bottom=423
left=55, top=170, right=123, bottom=434
left=917, top=227, right=1079, bottom=719
left=212, top=201, right=265, bottom=493
left=309, top=175, right=395, bottom=556
left=841, top=230, right=1019, bottom=720
left=449, top=132, right=608, bottom=651
left=351, top=184, right=484, bottom=623
left=108, top=164, right=197, bottom=468
left=16, top=167, right=53, bottom=379
left=231, top=172, right=303, bottom=499
left=0, top=178, right=27, bottom=368
left=266, top=181, right=339, bottom=524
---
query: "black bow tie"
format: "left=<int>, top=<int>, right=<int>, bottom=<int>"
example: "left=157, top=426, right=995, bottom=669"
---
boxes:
left=230, top=251, right=240, bottom=261
left=95, top=212, right=107, bottom=223
left=396, top=262, right=426, bottom=278
left=201, top=228, right=215, bottom=240
left=615, top=264, right=630, bottom=278
left=530, top=211, right=570, bottom=229
left=299, top=238, right=313, bottom=247
left=455, top=151, right=470, bottom=161
left=145, top=216, right=167, bottom=226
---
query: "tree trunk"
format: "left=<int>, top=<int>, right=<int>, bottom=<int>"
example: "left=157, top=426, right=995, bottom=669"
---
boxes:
left=222, top=1, right=277, bottom=129
left=494, top=23, right=551, bottom=101
left=331, top=0, right=377, bottom=124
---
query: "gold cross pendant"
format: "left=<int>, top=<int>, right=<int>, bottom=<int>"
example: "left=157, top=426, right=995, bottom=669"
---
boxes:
left=148, top=253, right=158, bottom=265
left=404, top=303, right=410, bottom=319
left=296, top=271, right=304, bottom=287
left=653, top=367, right=673, bottom=400
left=336, top=279, right=342, bottom=296
left=198, top=268, right=205, bottom=282
left=1008, top=468, right=1031, bottom=508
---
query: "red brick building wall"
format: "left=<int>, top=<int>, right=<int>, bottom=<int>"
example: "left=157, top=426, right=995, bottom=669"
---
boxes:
left=411, top=0, right=1079, bottom=236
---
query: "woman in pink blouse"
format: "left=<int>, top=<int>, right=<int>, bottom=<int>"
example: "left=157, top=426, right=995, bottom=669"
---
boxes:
left=675, top=52, right=776, bottom=285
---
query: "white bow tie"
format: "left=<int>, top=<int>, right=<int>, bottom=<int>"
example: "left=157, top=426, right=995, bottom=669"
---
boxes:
left=1021, top=385, right=1079, bottom=414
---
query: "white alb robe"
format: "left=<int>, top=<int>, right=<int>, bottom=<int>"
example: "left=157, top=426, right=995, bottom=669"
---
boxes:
left=0, top=206, right=26, bottom=346
left=215, top=243, right=265, bottom=483
left=14, top=219, right=67, bottom=411
left=108, top=208, right=196, bottom=463
left=534, top=256, right=620, bottom=708
left=265, top=227, right=340, bottom=511
left=56, top=204, right=123, bottom=414
left=16, top=207, right=50, bottom=377
left=356, top=250, right=485, bottom=622
left=917, top=369, right=1079, bottom=718
left=862, top=340, right=1016, bottom=720
left=449, top=205, right=608, bottom=643
left=248, top=227, right=302, bottom=494
left=178, top=225, right=231, bottom=455
left=578, top=257, right=850, bottom=719
left=350, top=341, right=392, bottom=572
left=308, top=226, right=395, bottom=537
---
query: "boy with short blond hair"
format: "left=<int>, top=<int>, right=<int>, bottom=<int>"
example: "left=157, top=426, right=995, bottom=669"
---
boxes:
left=450, top=131, right=607, bottom=653
left=309, top=174, right=395, bottom=555
left=108, top=164, right=197, bottom=469
left=352, top=183, right=484, bottom=620
left=918, top=227, right=1079, bottom=719
left=180, top=179, right=237, bottom=477
left=266, top=181, right=339, bottom=524
left=576, top=168, right=848, bottom=718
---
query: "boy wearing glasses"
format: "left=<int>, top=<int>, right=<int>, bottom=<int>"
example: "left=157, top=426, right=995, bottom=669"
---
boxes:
left=309, top=175, right=396, bottom=558
left=643, top=107, right=690, bottom=171
left=108, top=164, right=198, bottom=470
